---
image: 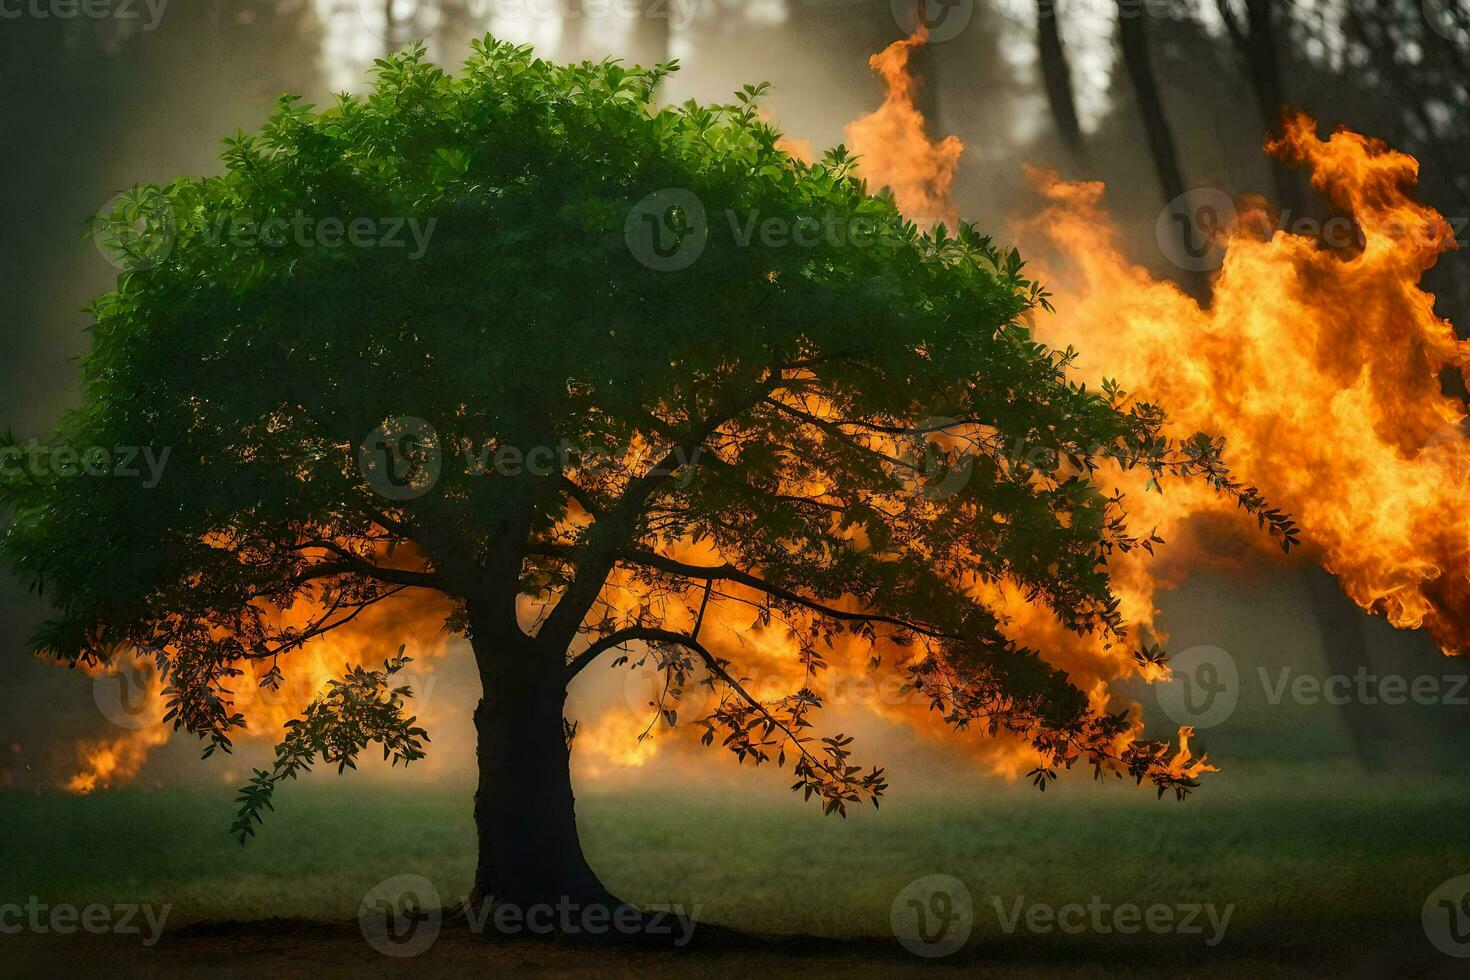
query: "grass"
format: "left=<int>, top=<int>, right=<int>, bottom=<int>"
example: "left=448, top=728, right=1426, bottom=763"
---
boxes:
left=3, top=761, right=1468, bottom=974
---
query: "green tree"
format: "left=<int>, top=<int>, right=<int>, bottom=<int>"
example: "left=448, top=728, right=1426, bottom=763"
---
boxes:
left=0, top=40, right=1292, bottom=927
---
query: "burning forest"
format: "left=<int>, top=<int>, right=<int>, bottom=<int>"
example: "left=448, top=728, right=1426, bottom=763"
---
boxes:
left=3, top=3, right=1470, bottom=976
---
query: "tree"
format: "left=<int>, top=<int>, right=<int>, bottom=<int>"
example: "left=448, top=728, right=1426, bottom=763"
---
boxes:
left=1113, top=1, right=1211, bottom=300
left=1036, top=0, right=1085, bottom=159
left=1214, top=0, right=1307, bottom=218
left=0, top=40, right=1291, bottom=932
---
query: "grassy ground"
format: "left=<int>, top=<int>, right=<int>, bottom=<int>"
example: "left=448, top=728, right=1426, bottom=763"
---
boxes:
left=3, top=762, right=1468, bottom=975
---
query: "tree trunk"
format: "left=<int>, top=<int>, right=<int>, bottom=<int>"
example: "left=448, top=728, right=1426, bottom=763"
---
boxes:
left=1115, top=2, right=1186, bottom=206
left=1037, top=0, right=1085, bottom=159
left=907, top=1, right=943, bottom=136
left=629, top=0, right=671, bottom=71
left=1221, top=0, right=1308, bottom=218
left=467, top=622, right=614, bottom=915
left=1115, top=1, right=1209, bottom=301
left=1302, top=569, right=1385, bottom=772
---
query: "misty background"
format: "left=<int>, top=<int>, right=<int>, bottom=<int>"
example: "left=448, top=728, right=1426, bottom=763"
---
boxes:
left=1, top=0, right=1467, bottom=801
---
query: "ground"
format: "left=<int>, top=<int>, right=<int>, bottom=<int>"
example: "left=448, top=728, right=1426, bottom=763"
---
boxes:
left=3, top=762, right=1468, bottom=976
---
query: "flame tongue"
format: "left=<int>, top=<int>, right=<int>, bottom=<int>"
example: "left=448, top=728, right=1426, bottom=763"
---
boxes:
left=844, top=34, right=964, bottom=229
left=1019, top=113, right=1470, bottom=655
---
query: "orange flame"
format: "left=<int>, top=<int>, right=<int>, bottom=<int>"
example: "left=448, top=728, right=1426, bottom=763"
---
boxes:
left=1017, top=114, right=1470, bottom=656
left=64, top=651, right=170, bottom=793
left=65, top=727, right=172, bottom=794
left=844, top=33, right=963, bottom=228
left=60, top=591, right=454, bottom=793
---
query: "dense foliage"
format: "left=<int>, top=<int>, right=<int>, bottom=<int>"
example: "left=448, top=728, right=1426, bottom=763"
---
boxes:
left=1, top=40, right=1292, bottom=827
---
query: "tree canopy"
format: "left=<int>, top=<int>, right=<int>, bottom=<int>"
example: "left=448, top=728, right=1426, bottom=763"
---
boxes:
left=0, top=40, right=1294, bottom=832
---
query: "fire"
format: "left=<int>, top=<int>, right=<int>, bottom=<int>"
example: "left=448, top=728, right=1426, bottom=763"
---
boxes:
left=60, top=591, right=454, bottom=793
left=65, top=650, right=171, bottom=793
left=1016, top=114, right=1470, bottom=656
left=844, top=33, right=963, bottom=228
left=831, top=36, right=1466, bottom=789
left=60, top=44, right=1468, bottom=796
left=65, top=728, right=172, bottom=794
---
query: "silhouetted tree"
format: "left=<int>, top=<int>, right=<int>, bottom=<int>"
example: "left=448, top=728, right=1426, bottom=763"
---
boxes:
left=2, top=41, right=1291, bottom=929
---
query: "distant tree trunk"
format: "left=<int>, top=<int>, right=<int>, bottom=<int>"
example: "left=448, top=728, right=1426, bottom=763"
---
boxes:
left=629, top=0, right=671, bottom=69
left=1115, top=1, right=1208, bottom=299
left=562, top=0, right=584, bottom=62
left=1115, top=2, right=1186, bottom=205
left=1037, top=0, right=1085, bottom=158
left=467, top=603, right=615, bottom=912
left=1215, top=0, right=1307, bottom=217
left=908, top=1, right=943, bottom=133
left=1302, top=570, right=1386, bottom=771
